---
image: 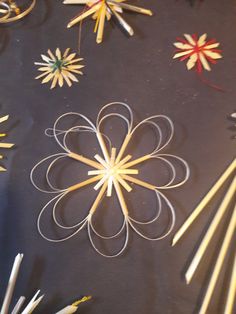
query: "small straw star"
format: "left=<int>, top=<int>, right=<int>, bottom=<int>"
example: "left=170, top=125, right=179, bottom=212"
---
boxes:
left=34, top=48, right=84, bottom=89
left=0, top=115, right=14, bottom=172
left=173, top=33, right=222, bottom=73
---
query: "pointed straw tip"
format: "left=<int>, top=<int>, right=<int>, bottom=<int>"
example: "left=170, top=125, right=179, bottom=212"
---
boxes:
left=171, top=236, right=177, bottom=247
left=185, top=274, right=191, bottom=285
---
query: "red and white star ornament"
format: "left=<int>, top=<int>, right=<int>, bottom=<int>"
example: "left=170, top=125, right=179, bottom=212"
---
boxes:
left=173, top=33, right=222, bottom=73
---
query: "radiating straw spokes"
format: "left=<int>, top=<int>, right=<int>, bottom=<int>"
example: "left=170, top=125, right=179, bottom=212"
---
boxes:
left=31, top=102, right=190, bottom=257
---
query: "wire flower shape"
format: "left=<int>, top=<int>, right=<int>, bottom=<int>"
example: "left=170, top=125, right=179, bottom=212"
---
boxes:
left=34, top=48, right=84, bottom=89
left=173, top=33, right=222, bottom=73
left=0, top=114, right=14, bottom=172
left=64, top=0, right=153, bottom=44
left=31, top=103, right=190, bottom=258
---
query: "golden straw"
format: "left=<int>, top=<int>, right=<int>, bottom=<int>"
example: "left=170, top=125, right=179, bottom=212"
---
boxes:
left=224, top=253, right=236, bottom=314
left=185, top=176, right=236, bottom=284
left=172, top=158, right=236, bottom=246
left=199, top=204, right=236, bottom=314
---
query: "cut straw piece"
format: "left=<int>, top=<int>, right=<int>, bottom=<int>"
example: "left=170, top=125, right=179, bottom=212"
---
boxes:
left=114, top=154, right=132, bottom=170
left=94, top=173, right=109, bottom=190
left=116, top=174, right=132, bottom=192
left=108, top=1, right=153, bottom=16
left=115, top=134, right=132, bottom=164
left=117, top=169, right=138, bottom=175
left=198, top=204, right=236, bottom=314
left=96, top=2, right=106, bottom=43
left=106, top=3, right=134, bottom=36
left=89, top=181, right=108, bottom=215
left=96, top=132, right=110, bottom=163
left=122, top=174, right=156, bottom=190
left=68, top=174, right=103, bottom=192
left=68, top=152, right=103, bottom=169
left=113, top=178, right=129, bottom=216
left=94, top=154, right=109, bottom=168
left=0, top=115, right=9, bottom=123
left=1, top=253, right=24, bottom=314
left=88, top=169, right=107, bottom=175
left=172, top=158, right=236, bottom=246
left=110, top=147, right=116, bottom=166
left=67, top=2, right=101, bottom=28
left=224, top=253, right=236, bottom=314
left=11, top=296, right=26, bottom=314
left=0, top=143, right=14, bottom=148
left=121, top=154, right=150, bottom=169
left=107, top=175, right=113, bottom=197
left=185, top=176, right=236, bottom=284
left=21, top=290, right=44, bottom=314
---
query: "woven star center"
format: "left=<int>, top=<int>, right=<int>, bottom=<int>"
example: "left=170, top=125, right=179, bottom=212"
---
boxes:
left=87, top=148, right=138, bottom=197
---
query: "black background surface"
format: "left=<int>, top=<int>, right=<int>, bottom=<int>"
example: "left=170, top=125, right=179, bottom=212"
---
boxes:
left=0, top=1, right=235, bottom=313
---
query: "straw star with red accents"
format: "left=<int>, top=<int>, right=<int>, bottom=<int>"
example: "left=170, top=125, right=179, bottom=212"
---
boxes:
left=173, top=33, right=222, bottom=73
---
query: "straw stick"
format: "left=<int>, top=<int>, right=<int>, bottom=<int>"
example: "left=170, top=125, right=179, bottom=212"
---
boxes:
left=199, top=204, right=236, bottom=314
left=110, top=147, right=116, bottom=166
left=0, top=143, right=14, bottom=148
left=11, top=296, right=25, bottom=314
left=96, top=2, right=106, bottom=43
left=21, top=290, right=44, bottom=314
left=89, top=181, right=108, bottom=215
left=94, top=154, right=108, bottom=168
left=121, top=154, right=150, bottom=169
left=68, top=174, right=103, bottom=192
left=185, top=176, right=236, bottom=284
left=117, top=169, right=138, bottom=174
left=107, top=175, right=113, bottom=197
left=116, top=174, right=132, bottom=192
left=0, top=115, right=9, bottom=123
left=1, top=253, right=24, bottom=314
left=113, top=178, right=129, bottom=216
left=108, top=1, right=153, bottom=16
left=68, top=152, right=103, bottom=169
left=122, top=174, right=156, bottom=190
left=115, top=134, right=132, bottom=164
left=172, top=158, right=236, bottom=246
left=67, top=3, right=101, bottom=28
left=94, top=173, right=109, bottom=190
left=114, top=154, right=132, bottom=169
left=96, top=132, right=110, bottom=163
left=223, top=253, right=236, bottom=314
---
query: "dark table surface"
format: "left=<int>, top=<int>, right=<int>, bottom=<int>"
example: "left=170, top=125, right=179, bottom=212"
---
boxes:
left=0, top=1, right=235, bottom=313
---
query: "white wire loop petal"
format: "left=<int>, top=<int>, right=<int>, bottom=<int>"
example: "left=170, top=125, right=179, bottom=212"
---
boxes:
left=31, top=103, right=190, bottom=257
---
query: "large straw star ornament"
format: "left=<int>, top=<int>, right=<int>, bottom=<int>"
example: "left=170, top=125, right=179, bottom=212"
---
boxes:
left=31, top=103, right=190, bottom=257
left=64, top=0, right=153, bottom=43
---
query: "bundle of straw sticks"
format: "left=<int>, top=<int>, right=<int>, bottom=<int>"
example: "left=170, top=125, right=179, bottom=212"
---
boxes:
left=172, top=158, right=236, bottom=314
left=0, top=254, right=91, bottom=314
